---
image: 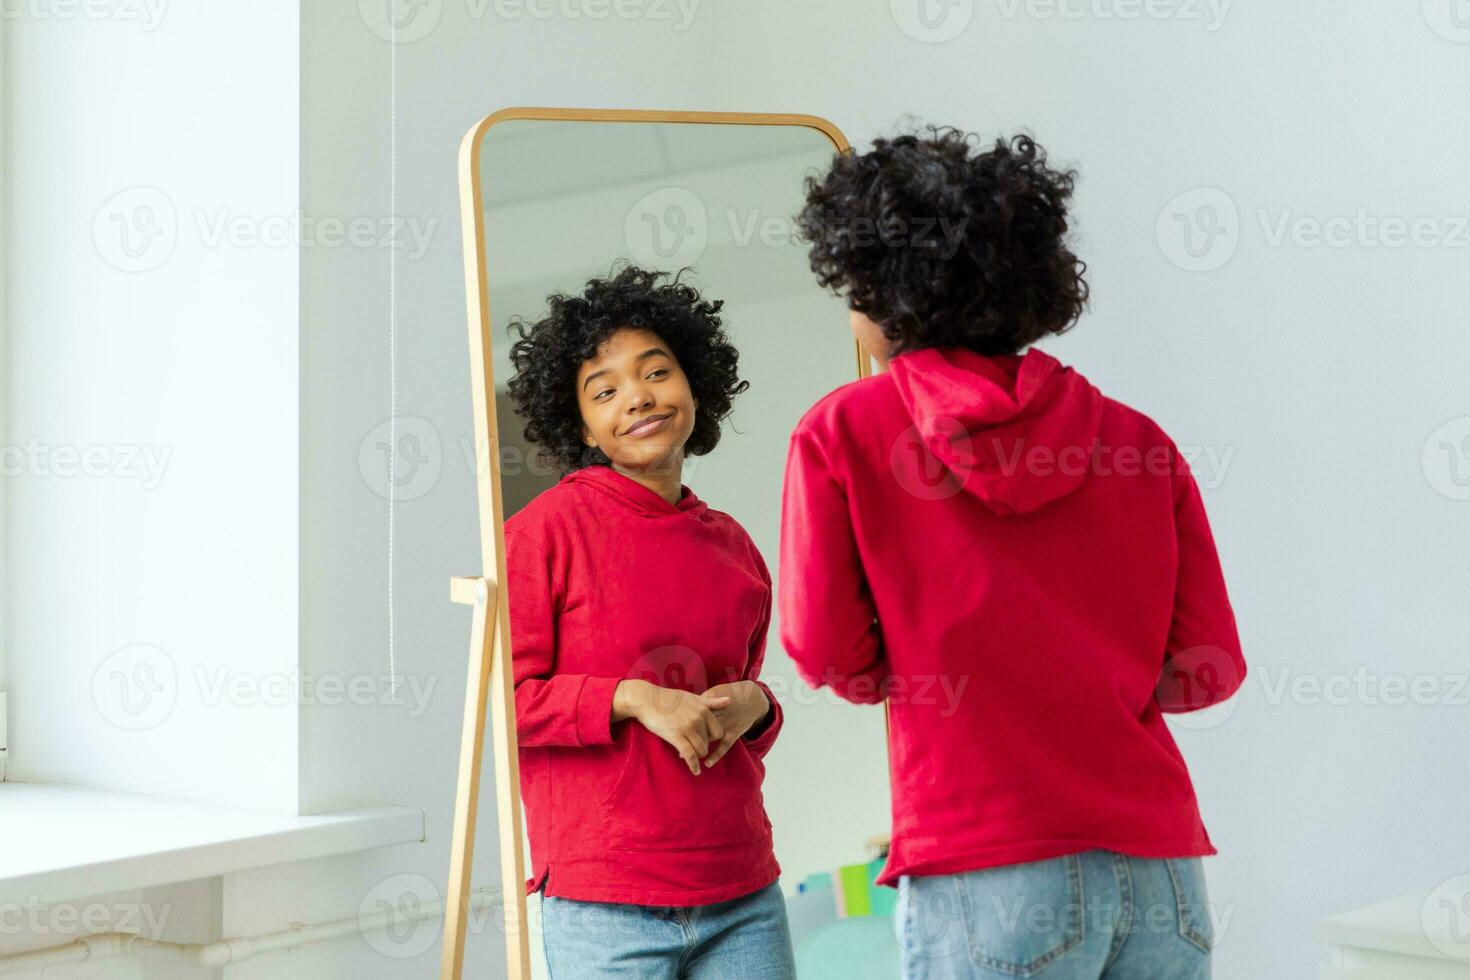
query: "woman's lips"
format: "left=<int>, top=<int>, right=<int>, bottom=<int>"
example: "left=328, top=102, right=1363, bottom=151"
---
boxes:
left=624, top=412, right=672, bottom=437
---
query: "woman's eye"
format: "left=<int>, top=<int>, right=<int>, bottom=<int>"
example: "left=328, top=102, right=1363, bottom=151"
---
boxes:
left=595, top=388, right=614, bottom=400
left=647, top=369, right=668, bottom=380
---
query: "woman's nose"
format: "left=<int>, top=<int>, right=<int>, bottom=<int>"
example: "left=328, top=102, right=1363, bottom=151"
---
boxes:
left=623, top=385, right=654, bottom=411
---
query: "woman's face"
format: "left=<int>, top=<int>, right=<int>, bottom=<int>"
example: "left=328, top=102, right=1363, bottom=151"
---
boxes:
left=577, top=326, right=698, bottom=472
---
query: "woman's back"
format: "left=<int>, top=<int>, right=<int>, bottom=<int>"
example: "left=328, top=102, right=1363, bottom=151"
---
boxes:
left=777, top=343, right=1246, bottom=886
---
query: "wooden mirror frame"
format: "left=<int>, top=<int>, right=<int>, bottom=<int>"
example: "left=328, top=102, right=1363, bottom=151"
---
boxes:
left=442, top=107, right=861, bottom=980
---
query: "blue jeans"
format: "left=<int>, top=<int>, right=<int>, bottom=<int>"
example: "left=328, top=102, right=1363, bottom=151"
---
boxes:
left=539, top=880, right=797, bottom=979
left=896, top=851, right=1213, bottom=979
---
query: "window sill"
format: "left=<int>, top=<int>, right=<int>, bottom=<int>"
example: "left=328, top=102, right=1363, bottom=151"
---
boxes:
left=0, top=781, right=425, bottom=907
left=1314, top=886, right=1470, bottom=965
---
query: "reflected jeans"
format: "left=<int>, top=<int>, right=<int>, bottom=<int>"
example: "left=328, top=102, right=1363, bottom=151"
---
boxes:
left=896, top=850, right=1213, bottom=979
left=539, top=880, right=797, bottom=979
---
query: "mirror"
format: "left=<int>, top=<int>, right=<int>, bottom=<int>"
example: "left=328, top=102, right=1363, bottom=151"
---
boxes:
left=444, top=110, right=879, bottom=980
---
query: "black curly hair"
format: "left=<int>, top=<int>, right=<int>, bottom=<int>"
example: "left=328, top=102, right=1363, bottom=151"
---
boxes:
left=506, top=265, right=749, bottom=474
left=797, top=126, right=1089, bottom=357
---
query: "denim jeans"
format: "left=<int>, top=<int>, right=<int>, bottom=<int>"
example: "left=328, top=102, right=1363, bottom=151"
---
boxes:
left=896, top=850, right=1213, bottom=979
left=539, top=880, right=797, bottom=979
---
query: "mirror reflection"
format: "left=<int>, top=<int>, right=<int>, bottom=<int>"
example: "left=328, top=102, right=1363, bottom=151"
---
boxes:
left=479, top=119, right=888, bottom=977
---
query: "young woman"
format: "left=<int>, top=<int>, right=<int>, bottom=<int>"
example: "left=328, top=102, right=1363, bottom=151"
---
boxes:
left=779, top=128, right=1247, bottom=979
left=504, top=265, right=796, bottom=978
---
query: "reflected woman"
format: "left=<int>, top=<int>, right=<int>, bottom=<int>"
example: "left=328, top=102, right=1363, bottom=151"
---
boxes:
left=780, top=129, right=1247, bottom=980
left=504, top=265, right=796, bottom=979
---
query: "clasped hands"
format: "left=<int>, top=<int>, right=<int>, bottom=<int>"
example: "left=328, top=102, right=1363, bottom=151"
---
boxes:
left=612, top=678, right=769, bottom=775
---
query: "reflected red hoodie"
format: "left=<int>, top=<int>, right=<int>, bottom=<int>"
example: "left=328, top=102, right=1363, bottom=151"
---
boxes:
left=505, top=464, right=782, bottom=906
left=778, top=345, right=1245, bottom=886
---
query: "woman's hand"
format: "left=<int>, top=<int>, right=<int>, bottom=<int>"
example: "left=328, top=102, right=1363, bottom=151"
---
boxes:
left=699, top=681, right=770, bottom=768
left=613, top=679, right=730, bottom=775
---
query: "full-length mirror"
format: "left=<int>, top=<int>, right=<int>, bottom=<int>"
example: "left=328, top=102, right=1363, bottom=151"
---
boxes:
left=444, top=110, right=886, bottom=980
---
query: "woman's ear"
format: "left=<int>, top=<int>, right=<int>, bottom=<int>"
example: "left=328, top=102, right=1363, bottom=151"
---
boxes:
left=582, top=425, right=597, bottom=448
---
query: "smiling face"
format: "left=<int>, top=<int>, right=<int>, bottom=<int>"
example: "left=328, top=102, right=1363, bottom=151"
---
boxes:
left=577, top=326, right=698, bottom=473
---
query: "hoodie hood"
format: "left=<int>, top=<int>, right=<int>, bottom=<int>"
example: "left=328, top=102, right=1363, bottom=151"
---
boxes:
left=563, top=464, right=710, bottom=519
left=887, top=346, right=1104, bottom=516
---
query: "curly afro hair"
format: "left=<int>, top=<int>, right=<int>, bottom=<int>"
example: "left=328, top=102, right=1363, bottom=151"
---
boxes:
left=506, top=265, right=749, bottom=474
left=797, top=126, right=1089, bottom=357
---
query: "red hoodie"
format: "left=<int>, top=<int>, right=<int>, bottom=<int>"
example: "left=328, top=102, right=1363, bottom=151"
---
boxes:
left=505, top=464, right=783, bottom=906
left=778, top=345, right=1245, bottom=887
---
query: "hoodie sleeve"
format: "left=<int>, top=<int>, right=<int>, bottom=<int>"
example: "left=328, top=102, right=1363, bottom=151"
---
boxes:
left=778, top=423, right=889, bottom=704
left=505, top=526, right=619, bottom=746
left=738, top=545, right=783, bottom=759
left=1156, top=442, right=1247, bottom=712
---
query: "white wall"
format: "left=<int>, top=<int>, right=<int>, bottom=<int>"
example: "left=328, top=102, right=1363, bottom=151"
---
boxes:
left=4, top=2, right=300, bottom=811
left=5, top=2, right=1467, bottom=978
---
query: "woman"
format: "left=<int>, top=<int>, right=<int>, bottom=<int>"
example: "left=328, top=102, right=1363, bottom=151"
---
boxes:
left=779, top=128, right=1246, bottom=979
left=504, top=265, right=796, bottom=978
